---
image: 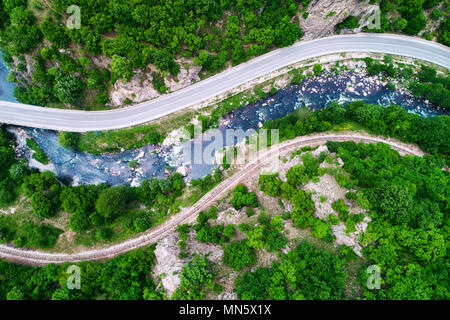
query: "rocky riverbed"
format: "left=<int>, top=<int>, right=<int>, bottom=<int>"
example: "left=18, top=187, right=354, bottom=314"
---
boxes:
left=6, top=68, right=447, bottom=187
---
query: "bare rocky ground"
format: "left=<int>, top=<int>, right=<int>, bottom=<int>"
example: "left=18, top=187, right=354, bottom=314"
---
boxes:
left=153, top=229, right=224, bottom=298
left=110, top=58, right=202, bottom=106
left=301, top=0, right=378, bottom=40
left=302, top=173, right=370, bottom=256
left=267, top=145, right=369, bottom=256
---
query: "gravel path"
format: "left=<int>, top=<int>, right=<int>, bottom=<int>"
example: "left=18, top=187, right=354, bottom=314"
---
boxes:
left=0, top=132, right=424, bottom=265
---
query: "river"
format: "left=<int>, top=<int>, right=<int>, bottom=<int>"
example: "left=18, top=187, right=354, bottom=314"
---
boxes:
left=1, top=55, right=448, bottom=186
left=0, top=51, right=17, bottom=103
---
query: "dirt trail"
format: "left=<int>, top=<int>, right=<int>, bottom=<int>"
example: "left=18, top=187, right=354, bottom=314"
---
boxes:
left=0, top=132, right=424, bottom=265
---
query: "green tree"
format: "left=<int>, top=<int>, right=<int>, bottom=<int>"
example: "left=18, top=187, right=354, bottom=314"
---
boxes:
left=337, top=16, right=360, bottom=29
left=54, top=73, right=85, bottom=105
left=6, top=287, right=25, bottom=300
left=223, top=240, right=256, bottom=271
left=235, top=242, right=347, bottom=300
left=313, top=64, right=322, bottom=76
left=58, top=132, right=80, bottom=150
left=133, top=216, right=151, bottom=232
left=230, top=184, right=258, bottom=210
left=172, top=254, right=216, bottom=300
left=9, top=163, right=28, bottom=181
left=110, top=54, right=134, bottom=83
left=30, top=191, right=55, bottom=219
left=2, top=8, right=42, bottom=54
left=394, top=18, right=408, bottom=31
left=40, top=16, right=70, bottom=48
left=258, top=174, right=282, bottom=197
left=95, top=187, right=127, bottom=220
left=403, top=13, right=427, bottom=35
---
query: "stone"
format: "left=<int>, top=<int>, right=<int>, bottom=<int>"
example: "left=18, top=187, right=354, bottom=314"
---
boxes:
left=176, top=165, right=187, bottom=176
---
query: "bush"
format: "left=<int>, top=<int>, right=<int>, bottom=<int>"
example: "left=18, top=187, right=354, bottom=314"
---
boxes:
left=133, top=215, right=152, bottom=232
left=327, top=214, right=340, bottom=226
left=30, top=191, right=55, bottom=219
left=172, top=254, right=216, bottom=300
left=0, top=215, right=62, bottom=249
left=235, top=242, right=346, bottom=300
left=310, top=217, right=334, bottom=241
left=26, top=138, right=49, bottom=164
left=128, top=160, right=138, bottom=168
left=54, top=73, right=85, bottom=105
left=245, top=214, right=286, bottom=252
left=152, top=72, right=167, bottom=94
left=338, top=245, right=358, bottom=261
left=245, top=207, right=255, bottom=217
left=110, top=55, right=134, bottom=83
left=40, top=16, right=69, bottom=48
left=291, top=70, right=305, bottom=84
left=313, top=64, right=322, bottom=76
left=332, top=199, right=349, bottom=221
left=58, top=132, right=80, bottom=150
left=95, top=227, right=112, bottom=241
left=337, top=16, right=360, bottom=29
left=230, top=184, right=258, bottom=210
left=223, top=240, right=256, bottom=271
left=95, top=186, right=128, bottom=221
left=282, top=212, right=291, bottom=220
left=223, top=224, right=236, bottom=238
left=258, top=174, right=282, bottom=197
left=9, top=163, right=29, bottom=181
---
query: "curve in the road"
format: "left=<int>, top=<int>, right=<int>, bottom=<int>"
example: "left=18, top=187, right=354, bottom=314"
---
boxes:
left=0, top=34, right=449, bottom=132
left=0, top=132, right=425, bottom=265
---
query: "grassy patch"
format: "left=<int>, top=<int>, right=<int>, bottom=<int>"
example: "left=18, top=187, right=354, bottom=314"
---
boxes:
left=330, top=121, right=366, bottom=132
left=78, top=124, right=164, bottom=154
left=0, top=208, right=63, bottom=250
left=77, top=110, right=195, bottom=154
left=26, top=138, right=49, bottom=164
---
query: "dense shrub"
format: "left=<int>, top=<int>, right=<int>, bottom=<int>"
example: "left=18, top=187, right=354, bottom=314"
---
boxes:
left=223, top=240, right=256, bottom=271
left=258, top=174, right=282, bottom=197
left=327, top=140, right=449, bottom=299
left=230, top=184, right=258, bottom=210
left=337, top=16, right=360, bottom=29
left=235, top=242, right=347, bottom=300
left=172, top=254, right=216, bottom=300
left=58, top=132, right=80, bottom=150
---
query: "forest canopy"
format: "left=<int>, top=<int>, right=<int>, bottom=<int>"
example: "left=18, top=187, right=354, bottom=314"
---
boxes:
left=0, top=0, right=306, bottom=107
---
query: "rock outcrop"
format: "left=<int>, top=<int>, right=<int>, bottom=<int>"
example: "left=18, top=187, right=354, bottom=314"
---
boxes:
left=110, top=58, right=201, bottom=106
left=301, top=0, right=378, bottom=40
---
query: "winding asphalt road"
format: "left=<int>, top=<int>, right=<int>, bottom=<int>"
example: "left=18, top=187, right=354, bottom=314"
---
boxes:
left=0, top=34, right=449, bottom=132
left=0, top=132, right=424, bottom=265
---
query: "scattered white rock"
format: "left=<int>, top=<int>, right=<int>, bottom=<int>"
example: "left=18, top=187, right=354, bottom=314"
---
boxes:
left=137, top=151, right=145, bottom=159
left=176, top=165, right=187, bottom=176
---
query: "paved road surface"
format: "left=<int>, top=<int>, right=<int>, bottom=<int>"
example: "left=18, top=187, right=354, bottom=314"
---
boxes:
left=0, top=132, right=424, bottom=265
left=0, top=34, right=449, bottom=132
